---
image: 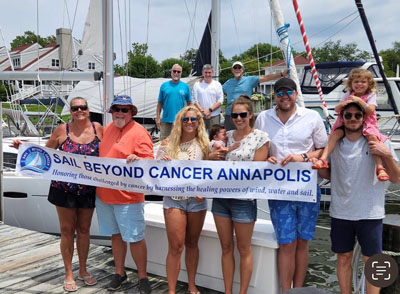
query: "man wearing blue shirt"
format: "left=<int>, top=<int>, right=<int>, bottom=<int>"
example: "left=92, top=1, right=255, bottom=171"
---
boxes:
left=156, top=64, right=192, bottom=139
left=223, top=61, right=286, bottom=130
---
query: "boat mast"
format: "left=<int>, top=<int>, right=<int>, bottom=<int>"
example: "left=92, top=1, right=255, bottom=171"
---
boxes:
left=103, top=0, right=114, bottom=124
left=211, top=0, right=220, bottom=79
left=355, top=0, right=398, bottom=114
left=268, top=0, right=304, bottom=107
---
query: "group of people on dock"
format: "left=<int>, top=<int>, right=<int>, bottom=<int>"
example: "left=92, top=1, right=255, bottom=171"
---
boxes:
left=13, top=62, right=400, bottom=294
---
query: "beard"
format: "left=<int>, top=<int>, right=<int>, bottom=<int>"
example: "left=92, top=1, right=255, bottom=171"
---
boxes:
left=344, top=124, right=363, bottom=134
left=114, top=117, right=127, bottom=129
left=172, top=76, right=180, bottom=81
left=234, top=73, right=242, bottom=78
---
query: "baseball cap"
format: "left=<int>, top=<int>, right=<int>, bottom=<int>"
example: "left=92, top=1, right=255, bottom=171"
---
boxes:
left=232, top=61, right=244, bottom=68
left=274, top=77, right=297, bottom=92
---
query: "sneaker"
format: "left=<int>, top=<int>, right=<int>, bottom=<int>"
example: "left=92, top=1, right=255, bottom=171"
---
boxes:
left=138, top=278, right=152, bottom=294
left=108, top=272, right=127, bottom=291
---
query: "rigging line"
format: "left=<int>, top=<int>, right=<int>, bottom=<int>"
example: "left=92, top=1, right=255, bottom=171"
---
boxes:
left=124, top=0, right=129, bottom=93
left=142, top=0, right=151, bottom=120
left=251, top=0, right=261, bottom=77
left=127, top=0, right=131, bottom=96
left=71, top=0, right=79, bottom=32
left=229, top=0, right=242, bottom=60
left=183, top=0, right=200, bottom=54
left=117, top=0, right=127, bottom=92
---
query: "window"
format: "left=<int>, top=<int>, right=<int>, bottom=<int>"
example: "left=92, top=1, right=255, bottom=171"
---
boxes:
left=51, top=59, right=60, bottom=67
left=88, top=62, right=95, bottom=70
left=72, top=61, right=78, bottom=68
left=12, top=58, right=21, bottom=68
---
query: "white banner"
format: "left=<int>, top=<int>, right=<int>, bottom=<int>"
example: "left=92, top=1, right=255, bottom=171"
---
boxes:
left=17, top=143, right=317, bottom=202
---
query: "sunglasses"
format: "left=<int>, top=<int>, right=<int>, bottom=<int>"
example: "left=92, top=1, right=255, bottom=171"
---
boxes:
left=182, top=117, right=198, bottom=123
left=112, top=106, right=131, bottom=113
left=231, top=112, right=249, bottom=119
left=233, top=66, right=242, bottom=70
left=275, top=90, right=294, bottom=97
left=172, top=70, right=182, bottom=73
left=343, top=112, right=363, bottom=120
left=71, top=105, right=88, bottom=112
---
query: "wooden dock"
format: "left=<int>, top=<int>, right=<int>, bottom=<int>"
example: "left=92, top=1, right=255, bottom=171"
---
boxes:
left=0, top=223, right=222, bottom=294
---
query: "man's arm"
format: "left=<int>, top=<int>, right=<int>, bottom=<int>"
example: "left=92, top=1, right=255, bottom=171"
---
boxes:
left=259, top=68, right=289, bottom=83
left=369, top=141, right=400, bottom=183
left=156, top=101, right=162, bottom=128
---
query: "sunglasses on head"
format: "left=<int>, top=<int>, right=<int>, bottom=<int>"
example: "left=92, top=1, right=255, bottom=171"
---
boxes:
left=182, top=117, right=198, bottom=123
left=343, top=112, right=363, bottom=120
left=71, top=105, right=88, bottom=112
left=275, top=90, right=294, bottom=97
left=233, top=66, right=242, bottom=70
left=112, top=106, right=131, bottom=113
left=172, top=70, right=182, bottom=73
left=231, top=112, right=249, bottom=119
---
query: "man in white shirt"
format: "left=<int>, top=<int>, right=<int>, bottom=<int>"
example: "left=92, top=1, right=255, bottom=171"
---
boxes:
left=317, top=102, right=400, bottom=294
left=254, top=77, right=328, bottom=292
left=192, top=64, right=224, bottom=131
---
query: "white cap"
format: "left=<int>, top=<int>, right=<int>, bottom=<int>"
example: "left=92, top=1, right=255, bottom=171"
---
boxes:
left=232, top=61, right=244, bottom=68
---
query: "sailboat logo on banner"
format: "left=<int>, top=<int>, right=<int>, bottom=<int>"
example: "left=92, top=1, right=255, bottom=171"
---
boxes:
left=20, top=147, right=52, bottom=173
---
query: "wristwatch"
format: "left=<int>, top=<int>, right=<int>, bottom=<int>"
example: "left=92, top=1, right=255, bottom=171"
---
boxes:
left=209, top=107, right=213, bottom=112
left=301, top=153, right=309, bottom=162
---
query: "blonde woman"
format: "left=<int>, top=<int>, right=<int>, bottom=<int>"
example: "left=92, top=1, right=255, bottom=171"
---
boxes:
left=157, top=106, right=209, bottom=294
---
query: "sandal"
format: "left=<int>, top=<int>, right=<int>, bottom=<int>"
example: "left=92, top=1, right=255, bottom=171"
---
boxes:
left=78, top=274, right=97, bottom=286
left=312, top=158, right=329, bottom=169
left=187, top=291, right=201, bottom=294
left=377, top=167, right=389, bottom=182
left=63, top=280, right=78, bottom=292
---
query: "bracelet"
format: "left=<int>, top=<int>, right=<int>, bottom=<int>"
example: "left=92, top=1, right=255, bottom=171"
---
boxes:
left=209, top=107, right=213, bottom=112
left=364, top=103, right=370, bottom=110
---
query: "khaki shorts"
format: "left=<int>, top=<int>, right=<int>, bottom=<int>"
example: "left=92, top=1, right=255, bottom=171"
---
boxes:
left=204, top=115, right=221, bottom=131
left=160, top=122, right=174, bottom=140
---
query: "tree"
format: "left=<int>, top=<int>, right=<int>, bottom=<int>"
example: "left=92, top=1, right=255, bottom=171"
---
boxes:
left=311, top=40, right=371, bottom=63
left=123, top=43, right=161, bottom=78
left=379, top=41, right=400, bottom=77
left=160, top=58, right=191, bottom=78
left=180, top=48, right=198, bottom=67
left=10, top=31, right=56, bottom=50
left=0, top=82, right=7, bottom=101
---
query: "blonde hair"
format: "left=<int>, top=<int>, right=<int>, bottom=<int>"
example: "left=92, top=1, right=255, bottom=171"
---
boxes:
left=166, top=106, right=210, bottom=159
left=345, top=68, right=376, bottom=94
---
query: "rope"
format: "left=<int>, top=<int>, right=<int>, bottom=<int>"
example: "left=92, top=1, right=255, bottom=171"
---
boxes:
left=382, top=250, right=400, bottom=257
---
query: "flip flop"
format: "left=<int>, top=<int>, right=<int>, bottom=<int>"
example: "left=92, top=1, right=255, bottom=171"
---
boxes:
left=63, top=280, right=78, bottom=292
left=77, top=274, right=97, bottom=286
left=377, top=167, right=389, bottom=182
left=312, top=158, right=329, bottom=169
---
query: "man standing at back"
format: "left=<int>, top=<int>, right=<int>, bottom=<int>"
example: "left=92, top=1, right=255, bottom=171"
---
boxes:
left=254, top=77, right=327, bottom=292
left=223, top=61, right=287, bottom=130
left=96, top=95, right=153, bottom=294
left=317, top=102, right=400, bottom=294
left=192, top=64, right=224, bottom=131
left=156, top=64, right=192, bottom=139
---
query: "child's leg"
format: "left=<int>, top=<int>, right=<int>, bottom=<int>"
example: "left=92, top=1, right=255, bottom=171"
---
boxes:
left=320, top=128, right=344, bottom=160
left=367, top=135, right=389, bottom=181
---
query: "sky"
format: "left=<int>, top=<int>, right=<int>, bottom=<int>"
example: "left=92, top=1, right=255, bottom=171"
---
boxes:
left=0, top=0, right=398, bottom=65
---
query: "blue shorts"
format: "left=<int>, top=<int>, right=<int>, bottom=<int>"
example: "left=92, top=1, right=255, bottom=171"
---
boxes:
left=163, top=196, right=207, bottom=212
left=330, top=217, right=383, bottom=257
left=95, top=197, right=145, bottom=243
left=268, top=186, right=321, bottom=244
left=211, top=198, right=257, bottom=223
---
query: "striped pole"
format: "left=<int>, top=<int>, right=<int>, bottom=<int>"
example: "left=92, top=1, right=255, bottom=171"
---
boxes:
left=292, top=0, right=329, bottom=117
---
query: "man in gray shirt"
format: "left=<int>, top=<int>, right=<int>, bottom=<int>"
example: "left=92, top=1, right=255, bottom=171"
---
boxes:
left=317, top=102, right=400, bottom=294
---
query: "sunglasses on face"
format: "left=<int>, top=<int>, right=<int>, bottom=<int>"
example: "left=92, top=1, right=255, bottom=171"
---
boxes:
left=182, top=117, right=198, bottom=123
left=275, top=90, right=294, bottom=97
left=172, top=70, right=182, bottom=74
left=343, top=112, right=363, bottom=120
left=231, top=112, right=249, bottom=119
left=233, top=66, right=242, bottom=70
left=71, top=105, right=88, bottom=112
left=112, top=106, right=131, bottom=113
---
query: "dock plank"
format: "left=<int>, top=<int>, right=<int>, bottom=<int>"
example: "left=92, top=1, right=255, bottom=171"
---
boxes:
left=0, top=224, right=223, bottom=294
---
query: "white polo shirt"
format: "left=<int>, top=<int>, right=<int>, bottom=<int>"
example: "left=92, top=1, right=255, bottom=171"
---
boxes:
left=192, top=80, right=224, bottom=116
left=254, top=106, right=327, bottom=161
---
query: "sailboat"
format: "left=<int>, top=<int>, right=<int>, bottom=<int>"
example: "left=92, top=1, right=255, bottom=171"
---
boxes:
left=2, top=1, right=281, bottom=293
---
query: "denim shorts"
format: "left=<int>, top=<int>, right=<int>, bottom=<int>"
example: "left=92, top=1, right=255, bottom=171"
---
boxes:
left=95, top=197, right=145, bottom=243
left=163, top=196, right=207, bottom=212
left=330, top=217, right=383, bottom=257
left=211, top=198, right=257, bottom=223
left=268, top=186, right=321, bottom=244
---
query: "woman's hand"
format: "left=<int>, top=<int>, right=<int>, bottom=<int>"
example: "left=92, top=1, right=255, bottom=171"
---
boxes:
left=158, top=154, right=172, bottom=161
left=208, top=148, right=227, bottom=160
left=194, top=196, right=205, bottom=202
left=127, top=154, right=140, bottom=163
left=10, top=139, right=22, bottom=149
left=267, top=156, right=278, bottom=164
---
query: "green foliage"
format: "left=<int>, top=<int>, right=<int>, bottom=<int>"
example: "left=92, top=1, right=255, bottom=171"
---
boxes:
left=379, top=41, right=400, bottom=77
left=121, top=43, right=162, bottom=78
left=311, top=40, right=371, bottom=63
left=0, top=82, right=7, bottom=101
left=180, top=48, right=198, bottom=67
left=10, top=31, right=56, bottom=50
left=160, top=58, right=191, bottom=78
